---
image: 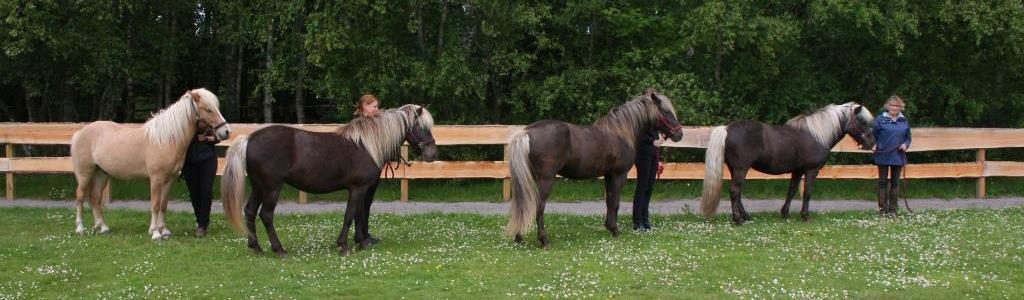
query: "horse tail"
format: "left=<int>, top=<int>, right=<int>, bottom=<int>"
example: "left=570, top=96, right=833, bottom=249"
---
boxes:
left=222, top=135, right=249, bottom=235
left=505, top=130, right=539, bottom=237
left=701, top=126, right=729, bottom=220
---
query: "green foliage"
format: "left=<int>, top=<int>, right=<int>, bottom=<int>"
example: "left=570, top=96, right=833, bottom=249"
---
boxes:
left=0, top=1, right=1022, bottom=126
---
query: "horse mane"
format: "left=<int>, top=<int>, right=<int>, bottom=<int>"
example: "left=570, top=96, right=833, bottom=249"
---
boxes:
left=593, top=92, right=668, bottom=149
left=143, top=90, right=211, bottom=146
left=785, top=102, right=857, bottom=148
left=337, top=104, right=434, bottom=167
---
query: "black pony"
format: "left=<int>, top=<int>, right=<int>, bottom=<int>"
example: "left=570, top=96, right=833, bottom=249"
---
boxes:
left=505, top=88, right=684, bottom=248
left=222, top=105, right=437, bottom=256
left=701, top=102, right=875, bottom=224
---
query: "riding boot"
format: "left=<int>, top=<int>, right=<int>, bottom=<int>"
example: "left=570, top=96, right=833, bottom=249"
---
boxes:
left=888, top=185, right=900, bottom=216
left=877, top=183, right=889, bottom=217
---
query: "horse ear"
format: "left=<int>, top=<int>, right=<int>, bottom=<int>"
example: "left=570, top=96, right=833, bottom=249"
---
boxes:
left=649, top=91, right=663, bottom=105
left=189, top=90, right=201, bottom=104
left=416, top=106, right=424, bottom=116
left=854, top=105, right=863, bottom=114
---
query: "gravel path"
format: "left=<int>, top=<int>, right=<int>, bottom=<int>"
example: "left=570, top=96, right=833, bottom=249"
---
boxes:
left=2, top=198, right=1022, bottom=215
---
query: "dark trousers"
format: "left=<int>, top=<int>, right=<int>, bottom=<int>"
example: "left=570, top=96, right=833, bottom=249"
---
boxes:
left=633, top=155, right=658, bottom=225
left=183, top=156, right=217, bottom=229
left=877, top=165, right=903, bottom=191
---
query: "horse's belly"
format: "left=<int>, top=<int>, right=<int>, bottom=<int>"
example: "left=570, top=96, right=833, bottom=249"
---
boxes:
left=92, top=131, right=152, bottom=179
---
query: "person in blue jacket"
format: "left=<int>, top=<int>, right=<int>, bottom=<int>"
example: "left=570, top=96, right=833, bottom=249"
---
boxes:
left=873, top=95, right=912, bottom=216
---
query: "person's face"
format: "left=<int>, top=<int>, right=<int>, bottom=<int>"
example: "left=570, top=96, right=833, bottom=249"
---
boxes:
left=887, top=101, right=903, bottom=115
left=362, top=100, right=380, bottom=117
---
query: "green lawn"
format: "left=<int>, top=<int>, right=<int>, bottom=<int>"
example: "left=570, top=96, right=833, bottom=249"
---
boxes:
left=5, top=174, right=1024, bottom=203
left=1, top=207, right=1021, bottom=298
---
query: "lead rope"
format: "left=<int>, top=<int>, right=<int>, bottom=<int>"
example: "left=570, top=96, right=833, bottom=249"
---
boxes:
left=901, top=151, right=913, bottom=214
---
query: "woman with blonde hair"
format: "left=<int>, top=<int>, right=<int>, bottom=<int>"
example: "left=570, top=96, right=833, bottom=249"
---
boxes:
left=872, top=95, right=912, bottom=216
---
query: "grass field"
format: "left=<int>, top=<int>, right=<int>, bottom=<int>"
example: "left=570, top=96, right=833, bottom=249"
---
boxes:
left=5, top=174, right=1024, bottom=203
left=1, top=207, right=1021, bottom=299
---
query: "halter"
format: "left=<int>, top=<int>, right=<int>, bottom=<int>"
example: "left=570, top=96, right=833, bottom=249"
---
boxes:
left=189, top=94, right=228, bottom=136
left=382, top=117, right=435, bottom=179
left=845, top=108, right=867, bottom=147
left=657, top=112, right=682, bottom=136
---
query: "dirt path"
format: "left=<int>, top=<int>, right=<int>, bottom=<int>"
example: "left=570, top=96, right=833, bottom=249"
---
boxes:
left=2, top=198, right=1021, bottom=215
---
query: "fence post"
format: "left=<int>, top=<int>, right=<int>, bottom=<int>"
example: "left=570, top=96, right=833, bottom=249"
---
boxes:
left=503, top=144, right=511, bottom=201
left=298, top=191, right=307, bottom=204
left=5, top=144, right=13, bottom=201
left=977, top=149, right=986, bottom=198
left=400, top=145, right=409, bottom=202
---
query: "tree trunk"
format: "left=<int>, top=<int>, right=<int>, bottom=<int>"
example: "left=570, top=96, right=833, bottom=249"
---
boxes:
left=21, top=82, right=34, bottom=122
left=437, top=0, right=448, bottom=56
left=294, top=0, right=309, bottom=123
left=235, top=45, right=244, bottom=121
left=263, top=23, right=275, bottom=123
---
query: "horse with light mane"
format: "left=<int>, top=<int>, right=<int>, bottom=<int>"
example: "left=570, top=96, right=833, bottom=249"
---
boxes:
left=505, top=88, right=684, bottom=248
left=701, top=102, right=875, bottom=224
left=221, top=104, right=437, bottom=256
left=70, top=88, right=230, bottom=240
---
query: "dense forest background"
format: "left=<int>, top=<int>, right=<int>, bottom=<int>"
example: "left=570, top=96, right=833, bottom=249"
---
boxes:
left=2, top=1, right=1022, bottom=129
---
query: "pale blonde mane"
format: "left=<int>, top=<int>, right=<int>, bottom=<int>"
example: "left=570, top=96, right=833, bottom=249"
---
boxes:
left=785, top=102, right=863, bottom=148
left=143, top=92, right=202, bottom=146
left=338, top=104, right=434, bottom=167
left=594, top=92, right=671, bottom=149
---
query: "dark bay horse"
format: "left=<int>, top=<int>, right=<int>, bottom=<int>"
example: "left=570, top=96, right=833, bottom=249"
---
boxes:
left=222, top=105, right=436, bottom=256
left=701, top=102, right=876, bottom=224
left=505, top=88, right=684, bottom=248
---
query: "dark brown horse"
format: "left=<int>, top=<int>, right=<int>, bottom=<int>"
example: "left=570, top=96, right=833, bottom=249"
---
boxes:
left=505, top=88, right=684, bottom=248
left=701, top=102, right=876, bottom=224
left=222, top=105, right=436, bottom=256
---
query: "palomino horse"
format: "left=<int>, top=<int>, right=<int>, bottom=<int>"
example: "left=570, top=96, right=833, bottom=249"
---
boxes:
left=222, top=105, right=436, bottom=256
left=505, top=88, right=684, bottom=248
left=701, top=102, right=875, bottom=224
left=70, top=88, right=229, bottom=240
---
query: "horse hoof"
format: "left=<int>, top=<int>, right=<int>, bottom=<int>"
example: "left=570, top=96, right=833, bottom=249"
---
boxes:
left=96, top=225, right=110, bottom=234
left=151, top=231, right=163, bottom=241
left=801, top=215, right=811, bottom=222
left=75, top=226, right=86, bottom=235
left=514, top=235, right=524, bottom=244
left=274, top=250, right=288, bottom=259
left=338, top=245, right=351, bottom=256
left=161, top=228, right=172, bottom=238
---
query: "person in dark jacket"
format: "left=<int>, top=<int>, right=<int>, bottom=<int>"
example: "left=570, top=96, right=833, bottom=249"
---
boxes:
left=873, top=95, right=912, bottom=216
left=633, top=127, right=664, bottom=231
left=182, top=126, right=219, bottom=237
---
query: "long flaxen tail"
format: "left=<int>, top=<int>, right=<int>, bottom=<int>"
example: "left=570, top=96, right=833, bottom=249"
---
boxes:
left=221, top=135, right=249, bottom=234
left=701, top=126, right=728, bottom=220
left=504, top=130, right=539, bottom=237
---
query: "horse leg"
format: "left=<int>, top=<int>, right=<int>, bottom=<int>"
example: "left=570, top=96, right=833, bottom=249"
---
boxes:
left=73, top=171, right=93, bottom=235
left=728, top=168, right=750, bottom=225
left=535, top=178, right=555, bottom=248
left=800, top=169, right=820, bottom=222
left=89, top=172, right=110, bottom=233
left=337, top=187, right=367, bottom=255
left=148, top=178, right=165, bottom=240
left=781, top=172, right=803, bottom=220
left=244, top=194, right=263, bottom=253
left=603, top=174, right=626, bottom=237
left=156, top=176, right=174, bottom=239
left=258, top=187, right=286, bottom=257
left=358, top=181, right=381, bottom=246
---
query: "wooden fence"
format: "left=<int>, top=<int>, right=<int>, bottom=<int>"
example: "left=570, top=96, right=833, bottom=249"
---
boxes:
left=2, top=123, right=1023, bottom=202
